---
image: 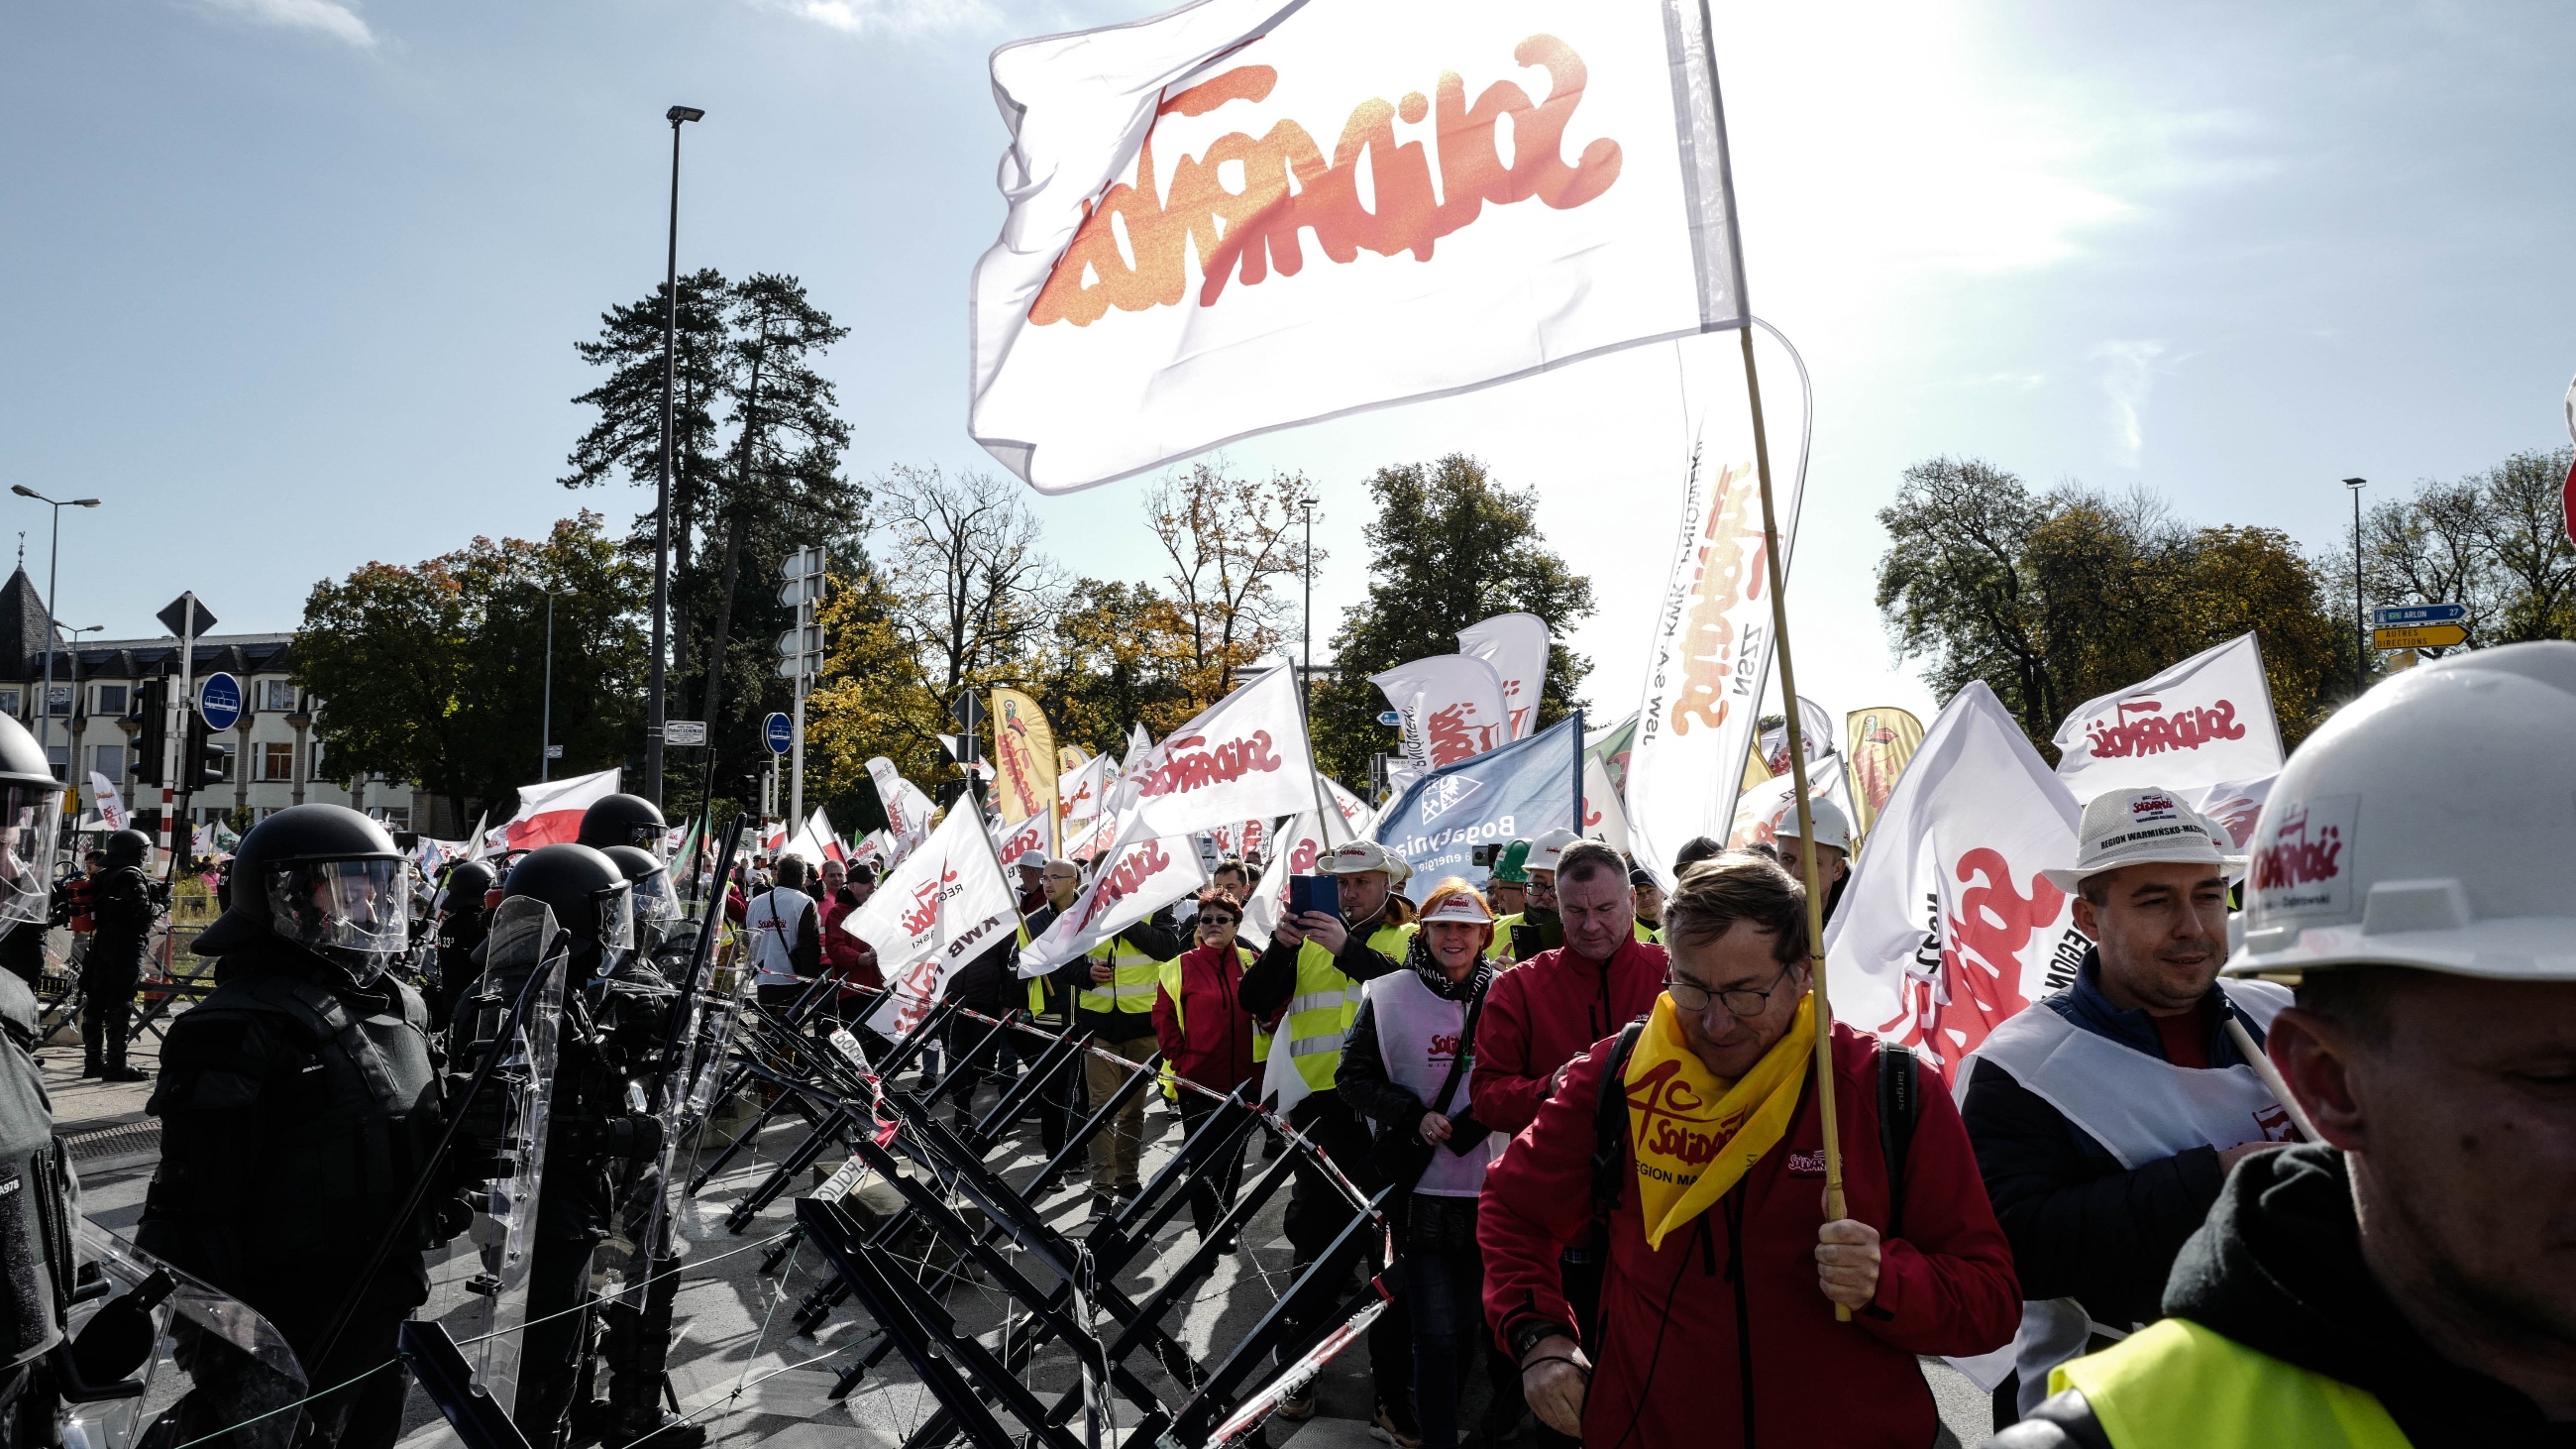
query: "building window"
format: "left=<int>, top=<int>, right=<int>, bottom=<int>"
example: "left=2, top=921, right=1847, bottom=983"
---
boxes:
left=44, top=686, right=69, bottom=718
left=0, top=689, right=20, bottom=717
left=92, top=684, right=128, bottom=718
left=91, top=744, right=125, bottom=782
left=45, top=745, right=67, bottom=776
left=262, top=743, right=295, bottom=781
left=308, top=741, right=324, bottom=777
left=261, top=680, right=297, bottom=713
left=210, top=744, right=236, bottom=782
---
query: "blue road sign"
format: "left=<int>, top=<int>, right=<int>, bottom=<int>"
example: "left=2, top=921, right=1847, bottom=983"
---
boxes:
left=2371, top=603, right=2465, bottom=626
left=1377, top=711, right=1402, bottom=726
left=763, top=712, right=794, bottom=754
left=197, top=672, right=243, bottom=732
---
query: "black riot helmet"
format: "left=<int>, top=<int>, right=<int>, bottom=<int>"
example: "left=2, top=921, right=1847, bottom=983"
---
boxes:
left=190, top=804, right=407, bottom=979
left=102, top=829, right=152, bottom=869
left=440, top=858, right=497, bottom=911
left=0, top=711, right=63, bottom=937
left=501, top=843, right=633, bottom=976
left=601, top=844, right=681, bottom=946
left=578, top=794, right=667, bottom=853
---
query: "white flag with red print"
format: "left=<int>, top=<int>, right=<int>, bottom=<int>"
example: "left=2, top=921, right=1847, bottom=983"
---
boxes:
left=2051, top=633, right=2284, bottom=805
left=502, top=768, right=620, bottom=850
left=970, top=0, right=1747, bottom=493
left=87, top=772, right=129, bottom=833
left=1373, top=655, right=1509, bottom=775
left=1726, top=757, right=1859, bottom=852
left=1058, top=751, right=1112, bottom=833
left=1823, top=682, right=2088, bottom=1084
left=866, top=757, right=937, bottom=853
left=1018, top=817, right=1210, bottom=974
left=1458, top=613, right=1552, bottom=742
left=991, top=811, right=1049, bottom=869
left=852, top=807, right=1024, bottom=1039
left=1242, top=808, right=1333, bottom=948
left=1123, top=664, right=1320, bottom=840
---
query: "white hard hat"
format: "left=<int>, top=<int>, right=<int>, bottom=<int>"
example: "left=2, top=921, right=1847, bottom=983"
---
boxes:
left=1015, top=849, right=1047, bottom=869
left=2041, top=786, right=2244, bottom=892
left=1527, top=829, right=1583, bottom=874
left=2228, top=641, right=2576, bottom=983
left=1770, top=796, right=1851, bottom=853
left=1320, top=838, right=1413, bottom=883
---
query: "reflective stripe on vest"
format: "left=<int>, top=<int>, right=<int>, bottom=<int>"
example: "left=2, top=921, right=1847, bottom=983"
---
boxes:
left=1277, top=923, right=1416, bottom=1091
left=1077, top=940, right=1163, bottom=1015
left=2055, top=1318, right=2408, bottom=1449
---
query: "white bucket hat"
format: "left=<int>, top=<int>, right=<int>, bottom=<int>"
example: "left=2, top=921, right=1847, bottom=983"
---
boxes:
left=1320, top=839, right=1413, bottom=883
left=2039, top=786, right=2246, bottom=892
left=1419, top=892, right=1494, bottom=926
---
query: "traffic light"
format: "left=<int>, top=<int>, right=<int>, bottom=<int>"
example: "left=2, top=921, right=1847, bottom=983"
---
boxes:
left=128, top=678, right=167, bottom=788
left=182, top=709, right=226, bottom=789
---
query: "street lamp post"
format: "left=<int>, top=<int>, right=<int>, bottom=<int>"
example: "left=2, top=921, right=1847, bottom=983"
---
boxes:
left=541, top=588, right=560, bottom=782
left=1300, top=496, right=1316, bottom=688
left=2345, top=477, right=2367, bottom=698
left=647, top=104, right=705, bottom=810
left=10, top=486, right=102, bottom=771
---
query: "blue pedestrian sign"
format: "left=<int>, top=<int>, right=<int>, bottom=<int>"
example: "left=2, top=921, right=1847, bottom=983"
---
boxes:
left=2371, top=603, right=2465, bottom=626
left=198, top=672, right=243, bottom=732
left=1377, top=711, right=1402, bottom=726
left=763, top=712, right=794, bottom=754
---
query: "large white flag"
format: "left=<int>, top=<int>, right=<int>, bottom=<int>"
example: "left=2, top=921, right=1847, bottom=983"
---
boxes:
left=1458, top=613, right=1552, bottom=742
left=1725, top=756, right=1858, bottom=851
left=1241, top=810, right=1330, bottom=949
left=849, top=807, right=1023, bottom=1039
left=1058, top=751, right=1112, bottom=833
left=87, top=772, right=129, bottom=833
left=1018, top=817, right=1211, bottom=975
left=1581, top=753, right=1632, bottom=855
left=991, top=810, right=1049, bottom=869
left=1625, top=336, right=1811, bottom=885
left=1372, top=655, right=1509, bottom=774
left=1823, top=683, right=2089, bottom=1084
left=2052, top=633, right=2284, bottom=805
left=1124, top=664, right=1321, bottom=839
left=783, top=807, right=846, bottom=866
left=970, top=0, right=1747, bottom=493
left=866, top=757, right=937, bottom=852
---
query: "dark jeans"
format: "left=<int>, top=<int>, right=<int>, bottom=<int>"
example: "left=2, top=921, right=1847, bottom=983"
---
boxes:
left=1172, top=1090, right=1251, bottom=1240
left=1011, top=1023, right=1075, bottom=1162
left=1399, top=1226, right=1485, bottom=1449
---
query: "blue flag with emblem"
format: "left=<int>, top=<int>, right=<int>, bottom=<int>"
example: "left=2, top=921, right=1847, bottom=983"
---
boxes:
left=1370, top=711, right=1583, bottom=897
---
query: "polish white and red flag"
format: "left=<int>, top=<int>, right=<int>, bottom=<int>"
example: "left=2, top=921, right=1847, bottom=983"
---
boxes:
left=969, top=0, right=1748, bottom=493
left=784, top=807, right=848, bottom=866
left=1458, top=613, right=1553, bottom=742
left=849, top=805, right=1023, bottom=1038
left=1824, top=683, right=2089, bottom=1085
left=2052, top=633, right=2284, bottom=805
left=501, top=768, right=620, bottom=850
left=1373, top=655, right=1509, bottom=774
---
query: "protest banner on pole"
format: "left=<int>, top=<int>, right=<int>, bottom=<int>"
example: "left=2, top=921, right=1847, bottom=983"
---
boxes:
left=1371, top=655, right=1509, bottom=775
left=1844, top=706, right=1925, bottom=837
left=1017, top=816, right=1211, bottom=974
left=2051, top=632, right=2284, bottom=805
left=1458, top=613, right=1552, bottom=741
left=990, top=687, right=1060, bottom=850
left=850, top=806, right=1023, bottom=1038
left=1368, top=713, right=1581, bottom=893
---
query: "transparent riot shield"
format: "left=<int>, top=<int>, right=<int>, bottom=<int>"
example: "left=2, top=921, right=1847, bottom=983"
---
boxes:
left=58, top=1222, right=307, bottom=1449
left=450, top=895, right=567, bottom=1421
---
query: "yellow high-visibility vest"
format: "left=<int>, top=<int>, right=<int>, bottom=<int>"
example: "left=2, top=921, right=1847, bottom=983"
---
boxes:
left=2053, top=1317, right=2409, bottom=1449
left=1276, top=922, right=1416, bottom=1091
left=1076, top=936, right=1163, bottom=1019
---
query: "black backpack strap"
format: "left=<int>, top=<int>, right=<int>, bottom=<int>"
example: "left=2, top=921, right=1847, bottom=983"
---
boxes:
left=1876, top=1041, right=1921, bottom=1241
left=1587, top=1018, right=1651, bottom=1218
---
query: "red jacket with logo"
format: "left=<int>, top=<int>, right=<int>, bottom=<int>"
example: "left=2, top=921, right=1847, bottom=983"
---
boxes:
left=818, top=887, right=881, bottom=994
left=1479, top=1020, right=2020, bottom=1449
left=1468, top=934, right=1665, bottom=1134
left=1151, top=944, right=1261, bottom=1095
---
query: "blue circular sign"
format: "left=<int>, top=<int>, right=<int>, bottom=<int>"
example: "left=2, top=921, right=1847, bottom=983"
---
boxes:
left=198, top=672, right=243, bottom=732
left=763, top=712, right=794, bottom=754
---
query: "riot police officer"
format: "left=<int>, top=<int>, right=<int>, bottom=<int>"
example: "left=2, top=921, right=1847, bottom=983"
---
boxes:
left=80, top=829, right=156, bottom=1082
left=472, top=843, right=683, bottom=1449
left=578, top=794, right=666, bottom=855
left=138, top=805, right=444, bottom=1449
left=428, top=858, right=497, bottom=1028
left=0, top=947, right=77, bottom=1449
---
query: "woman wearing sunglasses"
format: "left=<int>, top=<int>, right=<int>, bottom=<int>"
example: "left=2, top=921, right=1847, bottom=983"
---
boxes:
left=1150, top=887, right=1266, bottom=1243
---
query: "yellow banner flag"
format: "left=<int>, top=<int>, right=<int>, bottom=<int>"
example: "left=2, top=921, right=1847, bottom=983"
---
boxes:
left=991, top=688, right=1060, bottom=848
left=1058, top=744, right=1089, bottom=775
left=1844, top=706, right=1926, bottom=837
left=1742, top=742, right=1771, bottom=796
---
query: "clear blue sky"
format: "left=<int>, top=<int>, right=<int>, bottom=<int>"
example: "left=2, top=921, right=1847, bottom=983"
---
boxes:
left=7, top=0, right=2572, bottom=730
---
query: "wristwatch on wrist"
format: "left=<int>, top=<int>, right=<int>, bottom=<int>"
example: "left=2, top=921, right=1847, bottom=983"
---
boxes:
left=1510, top=1320, right=1576, bottom=1364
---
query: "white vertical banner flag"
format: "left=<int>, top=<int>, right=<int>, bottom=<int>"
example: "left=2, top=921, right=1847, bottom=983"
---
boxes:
left=853, top=807, right=1023, bottom=1039
left=1241, top=810, right=1329, bottom=949
left=1625, top=329, right=1812, bottom=886
left=2051, top=633, right=2284, bottom=804
left=1124, top=664, right=1321, bottom=839
left=1058, top=751, right=1112, bottom=834
left=866, top=758, right=937, bottom=854
left=970, top=0, right=1748, bottom=493
left=1581, top=753, right=1632, bottom=854
left=1757, top=695, right=1839, bottom=776
left=1018, top=817, right=1211, bottom=974
left=1458, top=613, right=1553, bottom=741
left=87, top=772, right=129, bottom=833
left=1372, top=655, right=1510, bottom=775
left=1822, top=683, right=2090, bottom=1084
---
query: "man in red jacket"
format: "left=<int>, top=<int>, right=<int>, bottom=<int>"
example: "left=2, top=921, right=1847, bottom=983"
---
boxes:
left=1469, top=839, right=1665, bottom=1445
left=1482, top=854, right=2019, bottom=1448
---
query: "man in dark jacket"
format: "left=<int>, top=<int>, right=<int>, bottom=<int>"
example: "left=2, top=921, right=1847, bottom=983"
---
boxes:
left=82, top=829, right=157, bottom=1081
left=1962, top=786, right=2294, bottom=1422
left=1997, top=644, right=2576, bottom=1447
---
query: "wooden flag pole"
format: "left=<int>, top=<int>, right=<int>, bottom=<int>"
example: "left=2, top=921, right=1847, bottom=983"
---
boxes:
left=1736, top=322, right=1852, bottom=1321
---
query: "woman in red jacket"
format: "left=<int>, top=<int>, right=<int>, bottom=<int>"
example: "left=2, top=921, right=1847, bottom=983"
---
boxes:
left=1151, top=887, right=1261, bottom=1243
left=1481, top=855, right=2019, bottom=1448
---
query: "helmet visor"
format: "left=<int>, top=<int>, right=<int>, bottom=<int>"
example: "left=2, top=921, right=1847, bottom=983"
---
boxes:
left=631, top=869, right=681, bottom=930
left=596, top=881, right=637, bottom=951
left=0, top=785, right=63, bottom=931
left=266, top=858, right=408, bottom=963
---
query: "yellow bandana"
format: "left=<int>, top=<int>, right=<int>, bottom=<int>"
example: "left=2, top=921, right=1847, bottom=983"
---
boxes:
left=1624, top=991, right=1815, bottom=1249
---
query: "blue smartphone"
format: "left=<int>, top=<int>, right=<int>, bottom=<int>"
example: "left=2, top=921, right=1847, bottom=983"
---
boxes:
left=1287, top=874, right=1341, bottom=920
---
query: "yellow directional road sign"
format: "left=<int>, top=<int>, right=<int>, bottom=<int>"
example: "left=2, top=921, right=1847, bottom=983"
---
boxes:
left=2374, top=624, right=2467, bottom=650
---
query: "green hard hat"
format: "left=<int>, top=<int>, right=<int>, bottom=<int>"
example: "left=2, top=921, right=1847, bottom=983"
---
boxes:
left=1489, top=838, right=1534, bottom=884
